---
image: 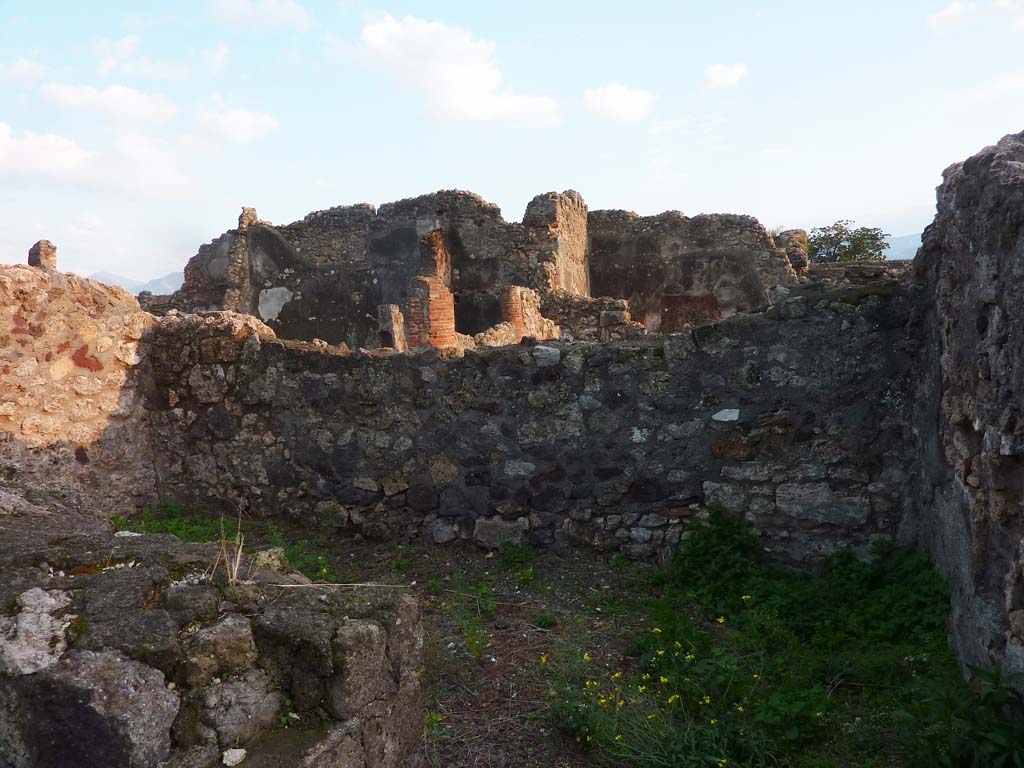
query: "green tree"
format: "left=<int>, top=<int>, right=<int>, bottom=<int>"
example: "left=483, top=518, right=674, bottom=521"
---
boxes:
left=808, top=220, right=890, bottom=263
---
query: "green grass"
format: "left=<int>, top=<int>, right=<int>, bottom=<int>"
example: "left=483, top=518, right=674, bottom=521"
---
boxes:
left=284, top=539, right=338, bottom=581
left=545, top=509, right=1017, bottom=767
left=114, top=501, right=226, bottom=542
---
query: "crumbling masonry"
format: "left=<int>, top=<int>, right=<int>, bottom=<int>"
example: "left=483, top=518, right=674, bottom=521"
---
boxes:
left=141, top=190, right=802, bottom=349
left=4, top=132, right=1024, bottom=766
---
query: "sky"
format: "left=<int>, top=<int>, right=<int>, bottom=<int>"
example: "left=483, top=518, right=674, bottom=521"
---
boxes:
left=1, top=0, right=1022, bottom=280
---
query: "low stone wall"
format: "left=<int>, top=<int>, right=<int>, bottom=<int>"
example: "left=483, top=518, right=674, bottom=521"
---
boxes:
left=0, top=262, right=155, bottom=516
left=0, top=501, right=423, bottom=768
left=144, top=282, right=918, bottom=565
left=539, top=290, right=645, bottom=342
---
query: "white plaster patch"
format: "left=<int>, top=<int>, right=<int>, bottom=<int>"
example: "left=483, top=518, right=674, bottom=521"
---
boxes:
left=0, top=588, right=72, bottom=675
left=712, top=408, right=740, bottom=422
left=631, top=427, right=651, bottom=443
left=257, top=287, right=294, bottom=321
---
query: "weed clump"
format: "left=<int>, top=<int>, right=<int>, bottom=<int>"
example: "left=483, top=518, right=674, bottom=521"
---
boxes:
left=545, top=509, right=998, bottom=767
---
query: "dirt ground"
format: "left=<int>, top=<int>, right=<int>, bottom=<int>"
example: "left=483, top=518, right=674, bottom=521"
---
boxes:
left=305, top=538, right=655, bottom=768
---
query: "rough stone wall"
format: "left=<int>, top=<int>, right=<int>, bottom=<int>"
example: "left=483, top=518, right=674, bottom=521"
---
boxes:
left=775, top=229, right=809, bottom=272
left=0, top=262, right=155, bottom=517
left=910, top=130, right=1024, bottom=679
left=276, top=204, right=377, bottom=270
left=588, top=210, right=797, bottom=332
left=0, top=502, right=424, bottom=768
left=143, top=282, right=916, bottom=565
left=522, top=191, right=590, bottom=295
left=539, top=291, right=644, bottom=343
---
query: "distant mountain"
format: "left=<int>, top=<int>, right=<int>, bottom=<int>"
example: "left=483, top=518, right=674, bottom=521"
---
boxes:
left=139, top=272, right=184, bottom=294
left=884, top=233, right=922, bottom=261
left=89, top=271, right=184, bottom=295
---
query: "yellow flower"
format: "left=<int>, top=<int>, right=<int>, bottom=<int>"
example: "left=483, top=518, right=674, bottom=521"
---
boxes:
left=701, top=695, right=712, bottom=705
left=718, top=760, right=728, bottom=768
left=614, top=734, right=623, bottom=742
left=816, top=711, right=824, bottom=718
left=586, top=680, right=598, bottom=689
left=612, top=671, right=623, bottom=679
left=651, top=627, right=662, bottom=635
left=540, top=654, right=548, bottom=665
left=647, top=713, right=657, bottom=720
left=674, top=641, right=682, bottom=649
left=684, top=653, right=696, bottom=663
left=598, top=697, right=608, bottom=707
left=752, top=674, right=760, bottom=680
left=737, top=705, right=745, bottom=713
left=638, top=685, right=647, bottom=693
left=716, top=616, right=726, bottom=624
left=641, top=673, right=651, bottom=681
left=583, top=652, right=592, bottom=663
left=711, top=718, right=718, bottom=725
left=741, top=594, right=752, bottom=603
left=659, top=676, right=669, bottom=684
left=657, top=650, right=665, bottom=657
left=667, top=694, right=680, bottom=704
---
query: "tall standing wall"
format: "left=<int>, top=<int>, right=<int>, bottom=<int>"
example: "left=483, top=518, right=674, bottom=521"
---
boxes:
left=910, top=130, right=1024, bottom=678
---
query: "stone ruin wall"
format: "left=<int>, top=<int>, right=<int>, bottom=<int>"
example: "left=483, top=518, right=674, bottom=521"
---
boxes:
left=0, top=255, right=155, bottom=517
left=908, top=131, right=1024, bottom=679
left=8, top=129, right=1024, bottom=690
left=141, top=276, right=917, bottom=567
left=144, top=189, right=801, bottom=354
left=587, top=211, right=798, bottom=333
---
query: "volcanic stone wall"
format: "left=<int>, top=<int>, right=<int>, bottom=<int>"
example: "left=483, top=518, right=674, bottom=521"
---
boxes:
left=587, top=211, right=797, bottom=332
left=909, top=130, right=1024, bottom=679
left=143, top=280, right=917, bottom=566
left=150, top=190, right=800, bottom=354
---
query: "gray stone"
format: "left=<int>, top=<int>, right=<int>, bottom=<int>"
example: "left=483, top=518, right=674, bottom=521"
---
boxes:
left=0, top=588, right=71, bottom=675
left=0, top=650, right=179, bottom=768
left=329, top=619, right=388, bottom=719
left=199, top=669, right=282, bottom=748
left=503, top=460, right=536, bottom=477
left=776, top=482, right=832, bottom=515
left=712, top=408, right=740, bottom=422
left=703, top=481, right=749, bottom=512
left=532, top=346, right=561, bottom=367
left=429, top=519, right=458, bottom=544
left=638, top=513, right=667, bottom=528
left=473, top=517, right=528, bottom=549
left=183, top=614, right=258, bottom=686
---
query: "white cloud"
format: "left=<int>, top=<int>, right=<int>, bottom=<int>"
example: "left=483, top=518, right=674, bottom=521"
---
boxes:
left=704, top=63, right=749, bottom=89
left=583, top=83, right=655, bottom=122
left=356, top=14, right=561, bottom=125
left=0, top=123, right=94, bottom=181
left=204, top=43, right=230, bottom=74
left=41, top=83, right=178, bottom=124
left=199, top=97, right=279, bottom=142
left=211, top=0, right=314, bottom=31
left=929, top=1, right=1024, bottom=27
left=0, top=58, right=47, bottom=82
left=992, top=0, right=1024, bottom=25
left=0, top=122, right=191, bottom=199
left=95, top=36, right=225, bottom=81
left=96, top=35, right=141, bottom=76
left=928, top=1, right=979, bottom=26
